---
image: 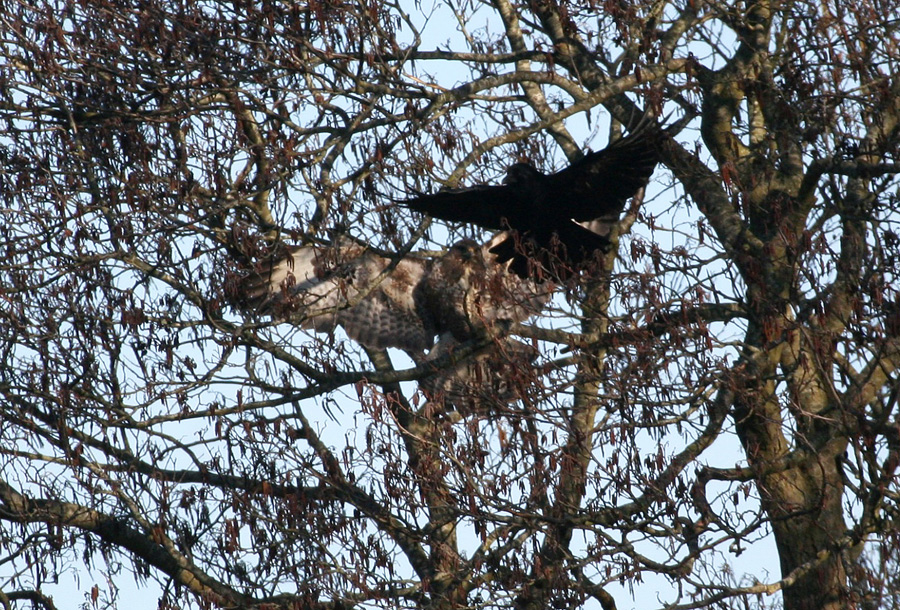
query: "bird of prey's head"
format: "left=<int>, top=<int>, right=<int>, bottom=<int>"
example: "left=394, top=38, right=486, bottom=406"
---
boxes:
left=448, top=239, right=481, bottom=260
left=503, top=162, right=542, bottom=186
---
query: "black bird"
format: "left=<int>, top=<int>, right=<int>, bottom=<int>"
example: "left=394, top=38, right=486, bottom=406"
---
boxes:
left=399, top=123, right=663, bottom=280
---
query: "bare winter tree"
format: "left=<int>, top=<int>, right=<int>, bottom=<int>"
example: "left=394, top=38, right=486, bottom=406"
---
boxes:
left=1, top=1, right=899, bottom=609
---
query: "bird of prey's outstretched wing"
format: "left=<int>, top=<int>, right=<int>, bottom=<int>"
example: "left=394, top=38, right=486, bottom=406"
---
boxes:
left=398, top=123, right=663, bottom=279
left=239, top=235, right=553, bottom=351
left=242, top=241, right=437, bottom=351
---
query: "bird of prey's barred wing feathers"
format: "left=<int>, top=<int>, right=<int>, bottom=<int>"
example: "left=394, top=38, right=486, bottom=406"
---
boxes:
left=398, top=122, right=663, bottom=280
left=242, top=241, right=433, bottom=351
left=240, top=234, right=553, bottom=352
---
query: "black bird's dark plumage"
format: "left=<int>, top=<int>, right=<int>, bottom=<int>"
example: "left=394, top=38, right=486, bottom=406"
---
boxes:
left=399, top=124, right=663, bottom=280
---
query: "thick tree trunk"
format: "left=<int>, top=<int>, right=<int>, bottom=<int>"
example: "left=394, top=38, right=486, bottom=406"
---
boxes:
left=735, top=314, right=850, bottom=610
left=767, top=463, right=848, bottom=610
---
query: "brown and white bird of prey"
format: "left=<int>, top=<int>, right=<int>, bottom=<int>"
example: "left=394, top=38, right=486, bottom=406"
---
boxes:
left=240, top=235, right=553, bottom=352
left=398, top=124, right=662, bottom=280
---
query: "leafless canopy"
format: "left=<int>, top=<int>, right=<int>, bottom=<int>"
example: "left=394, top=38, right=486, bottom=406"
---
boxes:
left=0, top=1, right=899, bottom=610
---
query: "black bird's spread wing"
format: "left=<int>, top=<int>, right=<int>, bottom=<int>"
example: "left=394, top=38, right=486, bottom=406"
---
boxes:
left=401, top=124, right=660, bottom=228
left=400, top=184, right=523, bottom=230
left=545, top=124, right=662, bottom=222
